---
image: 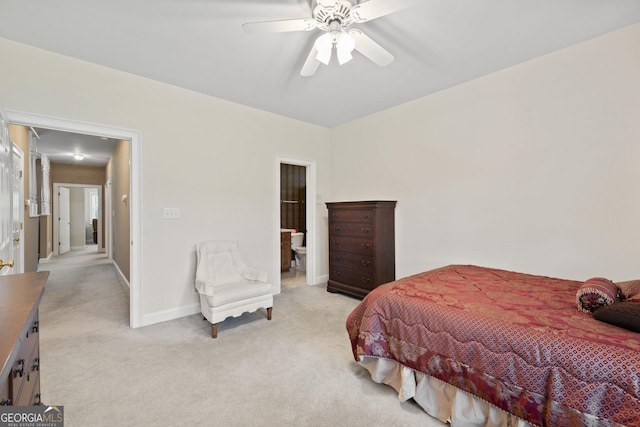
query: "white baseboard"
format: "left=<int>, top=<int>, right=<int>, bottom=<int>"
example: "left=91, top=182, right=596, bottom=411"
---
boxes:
left=314, top=274, right=329, bottom=286
left=38, top=253, right=53, bottom=264
left=112, top=261, right=130, bottom=295
left=141, top=302, right=200, bottom=327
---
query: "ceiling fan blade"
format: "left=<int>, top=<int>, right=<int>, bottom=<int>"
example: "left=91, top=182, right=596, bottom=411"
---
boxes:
left=300, top=46, right=321, bottom=77
left=349, top=29, right=394, bottom=67
left=242, top=18, right=317, bottom=34
left=350, top=0, right=424, bottom=23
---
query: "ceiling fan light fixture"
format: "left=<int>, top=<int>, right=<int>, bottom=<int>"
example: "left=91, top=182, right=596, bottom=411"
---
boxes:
left=314, top=32, right=333, bottom=65
left=316, top=0, right=341, bottom=12
left=336, top=31, right=355, bottom=65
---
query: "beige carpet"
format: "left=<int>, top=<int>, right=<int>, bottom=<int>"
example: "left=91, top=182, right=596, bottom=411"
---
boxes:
left=37, top=247, right=446, bottom=427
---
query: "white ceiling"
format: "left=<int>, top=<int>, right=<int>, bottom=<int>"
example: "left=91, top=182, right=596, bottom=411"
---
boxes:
left=1, top=0, right=640, bottom=158
left=31, top=128, right=116, bottom=167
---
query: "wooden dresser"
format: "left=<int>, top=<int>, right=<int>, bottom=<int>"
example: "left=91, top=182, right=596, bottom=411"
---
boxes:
left=0, top=271, right=48, bottom=406
left=326, top=201, right=396, bottom=298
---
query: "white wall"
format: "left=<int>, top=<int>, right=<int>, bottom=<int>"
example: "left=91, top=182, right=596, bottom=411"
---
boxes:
left=0, top=37, right=331, bottom=325
left=330, top=23, right=640, bottom=282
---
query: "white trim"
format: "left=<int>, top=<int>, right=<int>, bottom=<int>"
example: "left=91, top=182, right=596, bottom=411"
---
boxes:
left=275, top=156, right=317, bottom=294
left=6, top=110, right=143, bottom=329
left=112, top=258, right=129, bottom=289
left=38, top=252, right=53, bottom=264
left=141, top=303, right=200, bottom=327
left=105, top=178, right=112, bottom=259
left=12, top=143, right=25, bottom=274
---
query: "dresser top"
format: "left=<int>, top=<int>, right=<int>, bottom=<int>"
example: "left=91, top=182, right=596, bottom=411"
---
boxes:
left=325, top=200, right=397, bottom=208
left=0, top=271, right=49, bottom=382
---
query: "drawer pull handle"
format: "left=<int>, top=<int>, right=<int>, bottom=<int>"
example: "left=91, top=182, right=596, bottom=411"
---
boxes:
left=332, top=212, right=340, bottom=218
left=333, top=271, right=341, bottom=276
left=32, top=321, right=39, bottom=333
left=333, top=256, right=341, bottom=261
left=333, top=226, right=341, bottom=232
left=0, top=259, right=14, bottom=269
left=361, top=228, right=370, bottom=233
left=332, top=240, right=340, bottom=245
left=0, top=398, right=11, bottom=406
left=33, top=357, right=40, bottom=371
left=14, top=359, right=25, bottom=378
left=361, top=277, right=371, bottom=283
left=361, top=260, right=371, bottom=266
left=362, top=214, right=369, bottom=219
left=361, top=243, right=370, bottom=249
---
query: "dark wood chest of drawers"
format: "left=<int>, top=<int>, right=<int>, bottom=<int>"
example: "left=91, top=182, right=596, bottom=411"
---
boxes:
left=0, top=272, right=48, bottom=406
left=326, top=201, right=396, bottom=298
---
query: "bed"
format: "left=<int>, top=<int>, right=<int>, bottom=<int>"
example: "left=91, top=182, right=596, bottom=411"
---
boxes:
left=346, top=265, right=640, bottom=426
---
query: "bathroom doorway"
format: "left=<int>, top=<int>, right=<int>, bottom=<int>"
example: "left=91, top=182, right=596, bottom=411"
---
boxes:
left=280, top=162, right=307, bottom=288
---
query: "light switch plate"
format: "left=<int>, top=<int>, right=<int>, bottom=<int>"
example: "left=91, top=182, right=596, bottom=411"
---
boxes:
left=163, top=207, right=180, bottom=219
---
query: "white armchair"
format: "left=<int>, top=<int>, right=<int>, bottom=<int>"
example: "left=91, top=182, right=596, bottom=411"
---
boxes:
left=195, top=240, right=273, bottom=338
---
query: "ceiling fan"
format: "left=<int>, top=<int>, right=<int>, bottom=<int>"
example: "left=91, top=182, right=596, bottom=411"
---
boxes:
left=242, top=0, right=423, bottom=77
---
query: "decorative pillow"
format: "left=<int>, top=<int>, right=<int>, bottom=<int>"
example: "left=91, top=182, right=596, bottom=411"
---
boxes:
left=615, top=279, right=640, bottom=301
left=576, top=277, right=618, bottom=313
left=593, top=302, right=640, bottom=332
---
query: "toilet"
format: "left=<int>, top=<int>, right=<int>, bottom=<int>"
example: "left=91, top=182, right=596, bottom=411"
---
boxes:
left=290, top=232, right=306, bottom=272
left=294, top=247, right=306, bottom=272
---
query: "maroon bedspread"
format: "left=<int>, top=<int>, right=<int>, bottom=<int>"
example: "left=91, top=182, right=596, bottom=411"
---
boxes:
left=347, top=265, right=640, bottom=426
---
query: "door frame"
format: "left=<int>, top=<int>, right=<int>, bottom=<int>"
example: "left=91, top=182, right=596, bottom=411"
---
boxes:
left=52, top=183, right=102, bottom=255
left=274, top=156, right=317, bottom=293
left=11, top=143, right=25, bottom=274
left=54, top=185, right=71, bottom=255
left=6, top=110, right=142, bottom=328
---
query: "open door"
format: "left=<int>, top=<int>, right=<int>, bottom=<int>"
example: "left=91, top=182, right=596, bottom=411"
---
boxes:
left=58, top=186, right=71, bottom=254
left=11, top=144, right=24, bottom=273
left=0, top=109, right=14, bottom=275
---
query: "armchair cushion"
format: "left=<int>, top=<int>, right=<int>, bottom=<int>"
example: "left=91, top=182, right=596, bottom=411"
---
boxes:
left=204, top=281, right=273, bottom=307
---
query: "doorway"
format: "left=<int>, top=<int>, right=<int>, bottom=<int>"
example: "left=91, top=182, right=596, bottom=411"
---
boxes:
left=5, top=110, right=142, bottom=328
left=53, top=183, right=103, bottom=255
left=275, top=156, right=317, bottom=293
left=280, top=163, right=306, bottom=288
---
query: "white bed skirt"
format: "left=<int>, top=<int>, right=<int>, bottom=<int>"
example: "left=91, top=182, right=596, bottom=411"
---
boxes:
left=359, top=356, right=534, bottom=427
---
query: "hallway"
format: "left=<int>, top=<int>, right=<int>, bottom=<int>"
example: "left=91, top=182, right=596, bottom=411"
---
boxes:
left=40, top=245, right=111, bottom=271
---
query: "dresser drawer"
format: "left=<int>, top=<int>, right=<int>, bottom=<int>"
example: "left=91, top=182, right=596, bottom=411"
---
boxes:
left=329, top=208, right=374, bottom=224
left=330, top=251, right=374, bottom=272
left=329, top=237, right=374, bottom=254
left=329, top=267, right=376, bottom=290
left=14, top=341, right=39, bottom=407
left=11, top=313, right=39, bottom=404
left=328, top=221, right=374, bottom=238
left=1, top=376, right=10, bottom=406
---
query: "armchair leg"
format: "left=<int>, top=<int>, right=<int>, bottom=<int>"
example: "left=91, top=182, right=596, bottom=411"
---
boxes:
left=211, top=323, right=218, bottom=339
left=267, top=307, right=273, bottom=320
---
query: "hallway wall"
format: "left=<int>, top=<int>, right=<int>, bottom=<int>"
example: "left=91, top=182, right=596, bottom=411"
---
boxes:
left=107, top=139, right=130, bottom=282
left=8, top=124, right=39, bottom=272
